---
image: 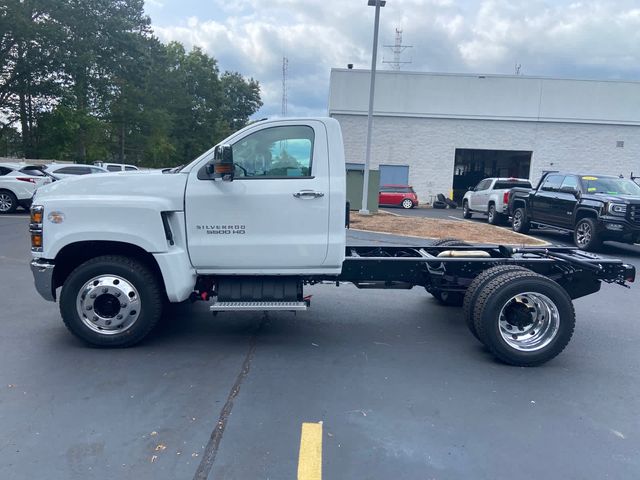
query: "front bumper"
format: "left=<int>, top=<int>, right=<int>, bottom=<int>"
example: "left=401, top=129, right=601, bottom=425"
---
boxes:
left=30, top=259, right=55, bottom=302
left=599, top=216, right=640, bottom=242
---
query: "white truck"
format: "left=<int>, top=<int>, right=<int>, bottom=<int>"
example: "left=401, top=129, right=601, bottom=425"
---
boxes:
left=29, top=118, right=635, bottom=366
left=462, top=177, right=532, bottom=224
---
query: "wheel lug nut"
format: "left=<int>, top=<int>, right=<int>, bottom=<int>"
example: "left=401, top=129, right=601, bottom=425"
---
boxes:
left=86, top=305, right=92, bottom=311
left=530, top=330, right=535, bottom=335
left=117, top=314, right=123, bottom=320
left=506, top=324, right=512, bottom=330
left=105, top=320, right=112, bottom=326
left=115, top=292, right=121, bottom=297
left=90, top=293, right=96, bottom=299
left=121, top=303, right=127, bottom=308
left=102, top=288, right=108, bottom=293
left=512, top=334, right=518, bottom=340
left=92, top=316, right=98, bottom=321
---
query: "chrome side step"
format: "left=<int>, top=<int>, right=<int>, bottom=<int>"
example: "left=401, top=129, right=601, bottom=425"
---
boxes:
left=210, top=301, right=308, bottom=312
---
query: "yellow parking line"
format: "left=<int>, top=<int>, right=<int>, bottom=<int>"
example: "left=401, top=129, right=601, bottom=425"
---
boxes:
left=297, top=422, right=322, bottom=480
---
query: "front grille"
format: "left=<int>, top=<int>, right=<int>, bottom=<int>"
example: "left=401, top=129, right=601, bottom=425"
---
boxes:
left=629, top=205, right=640, bottom=225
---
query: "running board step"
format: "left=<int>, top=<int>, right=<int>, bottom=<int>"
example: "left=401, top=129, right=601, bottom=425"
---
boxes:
left=210, top=301, right=308, bottom=312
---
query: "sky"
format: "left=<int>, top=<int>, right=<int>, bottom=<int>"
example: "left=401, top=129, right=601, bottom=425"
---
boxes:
left=145, top=0, right=640, bottom=118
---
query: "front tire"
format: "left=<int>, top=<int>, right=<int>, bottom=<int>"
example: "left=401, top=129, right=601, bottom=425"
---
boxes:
left=0, top=190, right=18, bottom=214
left=401, top=198, right=414, bottom=209
left=574, top=217, right=602, bottom=251
left=59, top=255, right=164, bottom=347
left=472, top=271, right=575, bottom=366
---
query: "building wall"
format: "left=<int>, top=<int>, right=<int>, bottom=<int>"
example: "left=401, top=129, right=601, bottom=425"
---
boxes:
left=333, top=114, right=640, bottom=202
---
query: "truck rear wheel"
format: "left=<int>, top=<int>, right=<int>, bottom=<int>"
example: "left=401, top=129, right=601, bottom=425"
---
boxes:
left=59, top=255, right=163, bottom=347
left=512, top=207, right=530, bottom=234
left=462, top=265, right=532, bottom=341
left=487, top=205, right=501, bottom=225
left=472, top=271, right=575, bottom=366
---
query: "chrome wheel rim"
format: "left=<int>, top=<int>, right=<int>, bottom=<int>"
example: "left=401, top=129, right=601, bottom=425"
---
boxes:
left=488, top=207, right=495, bottom=222
left=76, top=275, right=141, bottom=335
left=498, top=292, right=560, bottom=351
left=402, top=199, right=412, bottom=208
left=576, top=222, right=592, bottom=246
left=513, top=211, right=522, bottom=230
left=0, top=193, right=12, bottom=212
left=463, top=203, right=469, bottom=215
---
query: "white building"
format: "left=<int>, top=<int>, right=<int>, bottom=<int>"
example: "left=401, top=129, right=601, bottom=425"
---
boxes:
left=328, top=68, right=640, bottom=203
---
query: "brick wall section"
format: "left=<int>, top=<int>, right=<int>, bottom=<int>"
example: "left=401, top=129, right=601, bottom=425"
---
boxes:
left=333, top=114, right=640, bottom=203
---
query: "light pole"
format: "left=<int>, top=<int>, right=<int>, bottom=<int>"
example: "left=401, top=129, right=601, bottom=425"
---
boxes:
left=359, top=0, right=386, bottom=215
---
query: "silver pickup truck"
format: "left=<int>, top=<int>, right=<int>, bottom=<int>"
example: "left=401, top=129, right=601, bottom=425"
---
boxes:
left=462, top=177, right=532, bottom=224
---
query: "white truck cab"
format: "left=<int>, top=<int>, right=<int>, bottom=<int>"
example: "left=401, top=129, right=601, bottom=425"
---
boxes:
left=27, top=117, right=636, bottom=367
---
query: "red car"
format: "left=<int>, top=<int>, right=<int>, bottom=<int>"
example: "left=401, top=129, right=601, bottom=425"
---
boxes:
left=378, top=184, right=419, bottom=209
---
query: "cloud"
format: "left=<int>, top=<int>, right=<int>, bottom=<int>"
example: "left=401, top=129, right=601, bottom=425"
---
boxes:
left=151, top=0, right=640, bottom=117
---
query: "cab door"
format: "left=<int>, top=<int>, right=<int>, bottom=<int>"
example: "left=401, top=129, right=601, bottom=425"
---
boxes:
left=185, top=121, right=330, bottom=271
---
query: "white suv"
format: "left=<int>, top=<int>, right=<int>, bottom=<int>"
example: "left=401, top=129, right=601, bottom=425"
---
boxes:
left=0, top=163, right=53, bottom=214
left=462, top=177, right=532, bottom=224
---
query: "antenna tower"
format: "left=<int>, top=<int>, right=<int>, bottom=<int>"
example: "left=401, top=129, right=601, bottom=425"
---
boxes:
left=383, top=28, right=413, bottom=70
left=281, top=56, right=288, bottom=117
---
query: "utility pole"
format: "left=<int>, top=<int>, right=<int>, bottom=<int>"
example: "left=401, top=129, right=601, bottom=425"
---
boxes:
left=383, top=28, right=412, bottom=70
left=360, top=0, right=386, bottom=215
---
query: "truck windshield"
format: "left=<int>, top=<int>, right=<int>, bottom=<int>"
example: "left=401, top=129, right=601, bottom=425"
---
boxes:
left=581, top=176, right=640, bottom=195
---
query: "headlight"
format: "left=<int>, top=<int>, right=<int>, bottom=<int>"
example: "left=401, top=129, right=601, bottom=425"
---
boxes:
left=607, top=203, right=627, bottom=216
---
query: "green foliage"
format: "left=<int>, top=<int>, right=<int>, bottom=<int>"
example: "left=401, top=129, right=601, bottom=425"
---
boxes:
left=0, top=0, right=263, bottom=166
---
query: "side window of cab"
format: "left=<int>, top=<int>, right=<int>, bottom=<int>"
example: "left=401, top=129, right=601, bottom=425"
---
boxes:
left=231, top=125, right=314, bottom=178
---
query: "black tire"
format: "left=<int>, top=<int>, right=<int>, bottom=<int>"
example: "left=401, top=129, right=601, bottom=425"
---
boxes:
left=462, top=265, right=532, bottom=341
left=432, top=201, right=447, bottom=209
left=462, top=201, right=472, bottom=219
left=401, top=198, right=414, bottom=209
left=0, top=190, right=18, bottom=214
left=472, top=271, right=575, bottom=366
left=59, top=255, right=164, bottom=347
left=431, top=238, right=470, bottom=247
left=512, top=207, right=530, bottom=234
left=445, top=198, right=458, bottom=209
left=487, top=204, right=501, bottom=225
left=574, top=217, right=602, bottom=251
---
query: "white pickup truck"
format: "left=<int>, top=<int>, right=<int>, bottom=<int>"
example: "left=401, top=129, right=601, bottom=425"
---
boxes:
left=29, top=118, right=635, bottom=366
left=462, top=177, right=532, bottom=224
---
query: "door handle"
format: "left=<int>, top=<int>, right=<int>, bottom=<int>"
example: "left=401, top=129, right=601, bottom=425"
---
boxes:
left=293, top=190, right=324, bottom=199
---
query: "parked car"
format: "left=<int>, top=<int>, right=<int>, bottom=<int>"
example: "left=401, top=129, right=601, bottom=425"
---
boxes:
left=509, top=172, right=640, bottom=251
left=93, top=162, right=140, bottom=172
left=378, top=184, right=419, bottom=209
left=462, top=177, right=532, bottom=224
left=0, top=162, right=53, bottom=213
left=45, top=164, right=108, bottom=179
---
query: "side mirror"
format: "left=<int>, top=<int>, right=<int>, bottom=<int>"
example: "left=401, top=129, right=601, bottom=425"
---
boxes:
left=207, top=144, right=234, bottom=181
left=560, top=186, right=580, bottom=196
left=468, top=186, right=475, bottom=192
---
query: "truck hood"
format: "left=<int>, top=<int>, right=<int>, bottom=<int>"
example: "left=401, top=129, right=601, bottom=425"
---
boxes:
left=34, top=172, right=188, bottom=211
left=589, top=193, right=640, bottom=204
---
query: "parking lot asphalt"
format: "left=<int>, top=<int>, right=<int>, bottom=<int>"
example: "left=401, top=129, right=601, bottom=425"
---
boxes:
left=2, top=213, right=640, bottom=479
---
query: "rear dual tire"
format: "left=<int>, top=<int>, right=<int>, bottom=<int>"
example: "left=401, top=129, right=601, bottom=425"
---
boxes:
left=469, top=269, right=575, bottom=367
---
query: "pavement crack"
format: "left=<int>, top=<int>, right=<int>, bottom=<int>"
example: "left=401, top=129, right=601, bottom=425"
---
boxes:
left=193, top=314, right=265, bottom=480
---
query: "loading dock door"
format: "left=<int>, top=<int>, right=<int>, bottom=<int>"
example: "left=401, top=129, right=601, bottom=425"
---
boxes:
left=379, top=164, right=409, bottom=186
left=452, top=149, right=532, bottom=203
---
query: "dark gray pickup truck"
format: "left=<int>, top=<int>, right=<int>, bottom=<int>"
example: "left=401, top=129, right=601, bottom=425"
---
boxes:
left=509, top=172, right=640, bottom=251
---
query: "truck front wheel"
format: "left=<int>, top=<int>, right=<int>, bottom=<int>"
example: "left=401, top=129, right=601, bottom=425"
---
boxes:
left=472, top=271, right=575, bottom=366
left=59, top=255, right=164, bottom=347
left=574, top=217, right=602, bottom=251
